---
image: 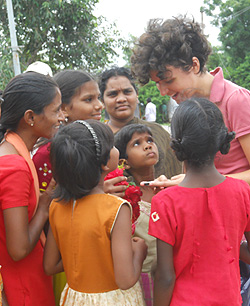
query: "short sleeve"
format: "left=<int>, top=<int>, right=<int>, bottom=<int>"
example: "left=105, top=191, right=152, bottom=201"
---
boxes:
left=226, top=89, right=250, bottom=138
left=0, top=157, right=32, bottom=210
left=148, top=192, right=177, bottom=246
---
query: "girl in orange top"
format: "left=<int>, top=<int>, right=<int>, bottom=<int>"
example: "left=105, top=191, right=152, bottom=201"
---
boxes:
left=43, top=120, right=147, bottom=306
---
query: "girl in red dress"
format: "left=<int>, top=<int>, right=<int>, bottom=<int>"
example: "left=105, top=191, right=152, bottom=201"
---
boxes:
left=149, top=97, right=250, bottom=305
left=0, top=72, right=64, bottom=306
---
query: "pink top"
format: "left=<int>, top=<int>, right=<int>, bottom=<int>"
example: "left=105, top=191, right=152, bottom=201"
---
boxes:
left=210, top=67, right=250, bottom=174
left=149, top=177, right=250, bottom=305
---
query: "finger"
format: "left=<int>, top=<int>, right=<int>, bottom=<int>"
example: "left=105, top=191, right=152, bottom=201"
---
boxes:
left=111, top=176, right=127, bottom=184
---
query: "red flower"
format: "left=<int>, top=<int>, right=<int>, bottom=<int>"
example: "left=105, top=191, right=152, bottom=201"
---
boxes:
left=104, top=168, right=129, bottom=186
left=124, top=185, right=142, bottom=224
left=104, top=168, right=142, bottom=234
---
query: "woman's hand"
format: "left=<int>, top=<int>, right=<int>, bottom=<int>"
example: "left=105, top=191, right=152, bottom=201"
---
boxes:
left=140, top=174, right=185, bottom=192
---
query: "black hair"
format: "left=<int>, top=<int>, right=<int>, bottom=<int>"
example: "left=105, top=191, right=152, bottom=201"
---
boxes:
left=98, top=66, right=138, bottom=100
left=131, top=16, right=212, bottom=85
left=170, top=97, right=235, bottom=167
left=114, top=124, right=153, bottom=159
left=50, top=119, right=114, bottom=202
left=53, top=69, right=95, bottom=105
left=0, top=72, right=59, bottom=142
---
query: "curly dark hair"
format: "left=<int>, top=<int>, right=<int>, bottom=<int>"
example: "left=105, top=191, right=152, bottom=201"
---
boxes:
left=170, top=97, right=235, bottom=167
left=131, top=16, right=212, bottom=85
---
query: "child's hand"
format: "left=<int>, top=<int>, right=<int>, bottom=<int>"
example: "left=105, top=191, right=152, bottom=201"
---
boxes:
left=104, top=176, right=128, bottom=197
left=132, top=237, right=148, bottom=262
left=38, top=178, right=56, bottom=214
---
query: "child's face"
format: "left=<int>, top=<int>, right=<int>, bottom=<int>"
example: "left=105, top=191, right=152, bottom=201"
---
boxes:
left=126, top=132, right=159, bottom=170
left=65, top=80, right=103, bottom=123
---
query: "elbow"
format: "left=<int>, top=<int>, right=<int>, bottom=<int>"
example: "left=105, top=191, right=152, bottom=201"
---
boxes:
left=43, top=261, right=55, bottom=276
left=155, top=269, right=176, bottom=289
left=8, top=247, right=30, bottom=262
left=115, top=275, right=137, bottom=290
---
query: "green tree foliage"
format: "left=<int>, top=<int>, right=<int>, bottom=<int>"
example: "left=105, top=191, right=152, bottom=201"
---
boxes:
left=203, top=0, right=250, bottom=66
left=203, top=0, right=250, bottom=89
left=0, top=0, right=123, bottom=87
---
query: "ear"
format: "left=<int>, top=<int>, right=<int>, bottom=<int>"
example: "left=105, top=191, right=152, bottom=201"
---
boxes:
left=119, top=158, right=131, bottom=170
left=23, top=109, right=35, bottom=127
left=101, top=164, right=109, bottom=171
left=191, top=57, right=201, bottom=74
left=61, top=104, right=69, bottom=121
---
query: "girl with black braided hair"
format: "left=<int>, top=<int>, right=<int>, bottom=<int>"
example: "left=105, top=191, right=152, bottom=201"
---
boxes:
left=148, top=97, right=250, bottom=305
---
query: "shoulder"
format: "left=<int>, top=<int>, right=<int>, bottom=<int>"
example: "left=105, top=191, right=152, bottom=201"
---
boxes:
left=226, top=176, right=250, bottom=191
left=0, top=154, right=30, bottom=173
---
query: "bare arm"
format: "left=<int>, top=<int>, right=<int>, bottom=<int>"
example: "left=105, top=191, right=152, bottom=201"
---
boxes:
left=111, top=204, right=147, bottom=290
left=43, top=226, right=64, bottom=275
left=2, top=290, right=9, bottom=306
left=3, top=179, right=55, bottom=261
left=240, top=232, right=250, bottom=264
left=140, top=174, right=185, bottom=190
left=104, top=176, right=128, bottom=198
left=225, top=134, right=250, bottom=185
left=153, top=239, right=175, bottom=306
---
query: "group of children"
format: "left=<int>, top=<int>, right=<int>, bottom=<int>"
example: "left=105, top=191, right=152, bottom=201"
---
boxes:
left=0, top=67, right=250, bottom=306
left=40, top=97, right=250, bottom=305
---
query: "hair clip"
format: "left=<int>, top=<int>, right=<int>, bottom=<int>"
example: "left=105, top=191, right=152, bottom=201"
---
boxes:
left=74, top=120, right=101, bottom=160
left=0, top=97, right=4, bottom=105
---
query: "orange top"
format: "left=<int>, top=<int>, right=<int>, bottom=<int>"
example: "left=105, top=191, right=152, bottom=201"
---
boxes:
left=49, top=193, right=131, bottom=293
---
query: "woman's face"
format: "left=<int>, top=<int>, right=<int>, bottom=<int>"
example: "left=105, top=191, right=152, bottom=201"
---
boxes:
left=65, top=80, right=103, bottom=123
left=150, top=64, right=202, bottom=104
left=102, top=76, right=138, bottom=122
left=33, top=88, right=64, bottom=139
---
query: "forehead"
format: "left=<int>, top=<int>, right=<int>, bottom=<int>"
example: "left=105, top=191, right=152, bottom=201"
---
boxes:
left=44, top=89, right=61, bottom=111
left=78, top=80, right=99, bottom=93
left=105, top=76, right=134, bottom=90
left=150, top=66, right=183, bottom=82
left=129, top=131, right=151, bottom=142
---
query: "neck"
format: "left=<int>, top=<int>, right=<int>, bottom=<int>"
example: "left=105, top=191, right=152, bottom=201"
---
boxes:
left=129, top=166, right=155, bottom=186
left=196, top=72, right=214, bottom=99
left=14, top=130, right=39, bottom=152
left=88, top=174, right=105, bottom=195
left=180, top=162, right=225, bottom=188
left=129, top=166, right=155, bottom=202
left=108, top=116, right=134, bottom=133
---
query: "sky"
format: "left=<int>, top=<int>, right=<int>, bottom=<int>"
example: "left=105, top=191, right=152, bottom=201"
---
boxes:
left=94, top=0, right=220, bottom=65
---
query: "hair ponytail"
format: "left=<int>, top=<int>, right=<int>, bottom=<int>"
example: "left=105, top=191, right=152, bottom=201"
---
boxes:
left=170, top=138, right=188, bottom=161
left=219, top=131, right=235, bottom=155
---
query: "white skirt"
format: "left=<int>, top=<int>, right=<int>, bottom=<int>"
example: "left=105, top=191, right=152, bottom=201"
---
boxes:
left=60, top=281, right=146, bottom=306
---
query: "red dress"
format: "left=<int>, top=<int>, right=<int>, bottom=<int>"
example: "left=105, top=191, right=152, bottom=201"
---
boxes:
left=0, top=155, right=55, bottom=306
left=149, top=177, right=250, bottom=305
